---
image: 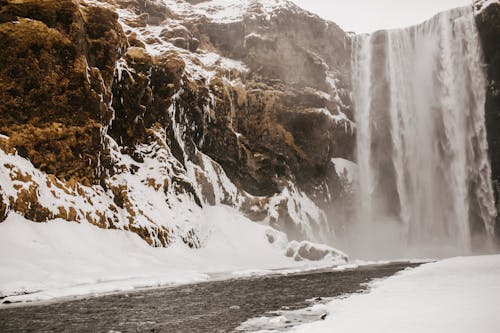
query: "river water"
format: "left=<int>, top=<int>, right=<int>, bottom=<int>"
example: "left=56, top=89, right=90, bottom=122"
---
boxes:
left=0, top=263, right=417, bottom=333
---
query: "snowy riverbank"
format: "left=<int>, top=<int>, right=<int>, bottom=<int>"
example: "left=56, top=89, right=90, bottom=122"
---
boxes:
left=294, top=254, right=500, bottom=332
left=0, top=207, right=347, bottom=305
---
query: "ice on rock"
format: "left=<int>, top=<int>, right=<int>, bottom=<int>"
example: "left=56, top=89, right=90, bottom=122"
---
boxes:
left=473, top=0, right=500, bottom=14
left=285, top=240, right=348, bottom=263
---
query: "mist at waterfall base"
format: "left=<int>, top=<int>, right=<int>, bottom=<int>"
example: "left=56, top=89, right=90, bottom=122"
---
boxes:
left=332, top=6, right=498, bottom=260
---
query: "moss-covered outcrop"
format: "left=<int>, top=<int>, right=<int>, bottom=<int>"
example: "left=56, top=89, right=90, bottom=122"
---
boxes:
left=0, top=0, right=127, bottom=186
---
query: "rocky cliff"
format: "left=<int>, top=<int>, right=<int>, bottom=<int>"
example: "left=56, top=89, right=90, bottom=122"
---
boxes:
left=0, top=0, right=498, bottom=249
left=0, top=0, right=354, bottom=246
left=475, top=0, right=500, bottom=238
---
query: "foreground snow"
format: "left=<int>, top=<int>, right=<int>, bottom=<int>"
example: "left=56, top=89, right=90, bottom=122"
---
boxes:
left=294, top=255, right=500, bottom=333
left=0, top=208, right=346, bottom=305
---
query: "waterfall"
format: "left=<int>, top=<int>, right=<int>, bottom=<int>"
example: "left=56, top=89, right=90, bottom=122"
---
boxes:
left=350, top=6, right=497, bottom=257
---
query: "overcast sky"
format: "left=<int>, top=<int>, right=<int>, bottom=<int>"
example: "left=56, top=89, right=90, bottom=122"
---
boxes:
left=291, top=0, right=472, bottom=33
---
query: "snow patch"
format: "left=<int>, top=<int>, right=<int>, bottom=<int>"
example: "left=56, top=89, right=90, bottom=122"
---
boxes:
left=197, top=51, right=249, bottom=74
left=331, top=158, right=357, bottom=183
left=313, top=108, right=355, bottom=134
left=237, top=298, right=332, bottom=332
left=180, top=0, right=296, bottom=23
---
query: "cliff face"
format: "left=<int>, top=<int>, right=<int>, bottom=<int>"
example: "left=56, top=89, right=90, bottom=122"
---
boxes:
left=0, top=0, right=498, bottom=248
left=0, top=0, right=354, bottom=245
left=475, top=0, right=500, bottom=237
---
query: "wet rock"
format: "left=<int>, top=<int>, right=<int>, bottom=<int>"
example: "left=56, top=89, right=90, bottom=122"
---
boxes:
left=475, top=2, right=500, bottom=237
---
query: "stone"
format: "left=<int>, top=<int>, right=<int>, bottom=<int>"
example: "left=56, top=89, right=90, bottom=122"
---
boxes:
left=475, top=2, right=500, bottom=238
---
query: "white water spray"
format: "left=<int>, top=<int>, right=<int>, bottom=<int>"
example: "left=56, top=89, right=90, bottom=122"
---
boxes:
left=350, top=6, right=497, bottom=258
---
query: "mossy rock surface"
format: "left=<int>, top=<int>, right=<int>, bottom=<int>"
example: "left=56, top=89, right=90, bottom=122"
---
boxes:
left=0, top=0, right=126, bottom=184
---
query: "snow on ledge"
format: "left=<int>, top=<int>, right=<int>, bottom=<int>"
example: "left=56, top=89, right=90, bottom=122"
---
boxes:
left=162, top=0, right=297, bottom=24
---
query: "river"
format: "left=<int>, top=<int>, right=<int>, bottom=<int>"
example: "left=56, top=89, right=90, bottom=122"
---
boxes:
left=0, top=262, right=419, bottom=333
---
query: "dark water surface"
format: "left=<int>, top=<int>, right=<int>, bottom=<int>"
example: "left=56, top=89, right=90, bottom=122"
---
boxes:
left=0, top=263, right=418, bottom=333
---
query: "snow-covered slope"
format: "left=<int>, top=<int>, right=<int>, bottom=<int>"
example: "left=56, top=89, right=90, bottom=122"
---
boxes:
left=0, top=210, right=346, bottom=304
left=0, top=0, right=354, bottom=301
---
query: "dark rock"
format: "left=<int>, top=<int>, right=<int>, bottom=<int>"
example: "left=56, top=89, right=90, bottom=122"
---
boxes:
left=476, top=3, right=500, bottom=237
left=0, top=192, right=8, bottom=223
left=159, top=24, right=199, bottom=51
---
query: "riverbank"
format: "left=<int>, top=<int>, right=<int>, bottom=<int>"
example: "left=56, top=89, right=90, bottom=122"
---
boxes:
left=0, top=207, right=349, bottom=305
left=294, top=254, right=500, bottom=333
left=0, top=263, right=416, bottom=332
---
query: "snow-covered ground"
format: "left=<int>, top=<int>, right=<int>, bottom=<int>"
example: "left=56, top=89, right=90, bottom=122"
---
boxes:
left=0, top=208, right=346, bottom=305
left=293, top=255, right=500, bottom=332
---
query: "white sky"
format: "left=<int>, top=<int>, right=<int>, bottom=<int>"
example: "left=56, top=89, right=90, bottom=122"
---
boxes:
left=291, top=0, right=472, bottom=33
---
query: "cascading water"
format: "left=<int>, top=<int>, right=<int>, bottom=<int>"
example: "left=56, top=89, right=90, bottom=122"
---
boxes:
left=349, top=6, right=497, bottom=258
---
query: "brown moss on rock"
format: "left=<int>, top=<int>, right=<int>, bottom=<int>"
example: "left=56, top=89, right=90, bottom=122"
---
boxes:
left=125, top=46, right=153, bottom=65
left=156, top=52, right=186, bottom=85
left=81, top=3, right=127, bottom=85
left=4, top=122, right=102, bottom=186
left=0, top=0, right=81, bottom=33
left=56, top=206, right=78, bottom=222
left=201, top=83, right=295, bottom=196
left=9, top=184, right=52, bottom=222
left=0, top=0, right=126, bottom=186
left=0, top=18, right=85, bottom=125
left=109, top=49, right=187, bottom=154
left=127, top=32, right=146, bottom=48
left=128, top=224, right=171, bottom=247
